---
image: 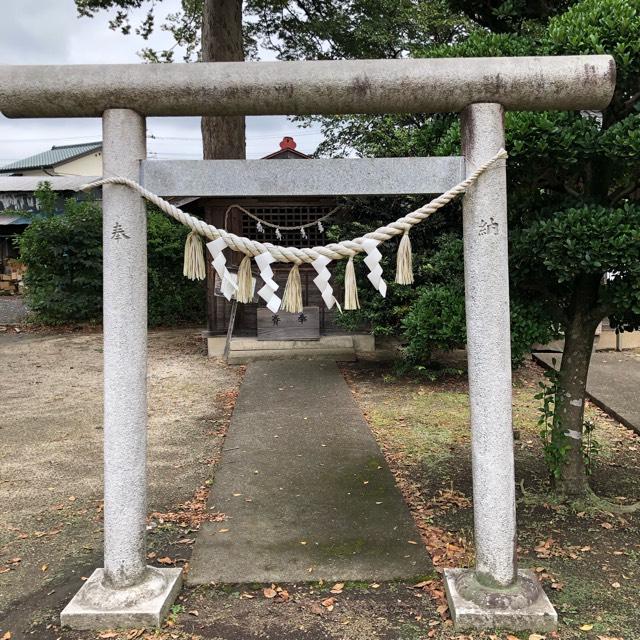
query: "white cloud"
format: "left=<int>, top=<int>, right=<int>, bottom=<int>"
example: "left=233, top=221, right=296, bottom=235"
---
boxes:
left=0, top=0, right=323, bottom=166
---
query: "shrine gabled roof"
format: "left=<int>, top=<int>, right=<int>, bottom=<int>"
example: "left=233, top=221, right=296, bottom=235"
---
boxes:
left=262, top=147, right=311, bottom=160
left=262, top=136, right=310, bottom=160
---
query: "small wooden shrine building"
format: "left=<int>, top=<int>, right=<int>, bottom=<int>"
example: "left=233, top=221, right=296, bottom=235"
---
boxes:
left=202, top=136, right=353, bottom=350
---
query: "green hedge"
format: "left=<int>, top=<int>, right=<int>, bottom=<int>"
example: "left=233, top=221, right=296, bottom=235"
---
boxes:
left=17, top=197, right=205, bottom=326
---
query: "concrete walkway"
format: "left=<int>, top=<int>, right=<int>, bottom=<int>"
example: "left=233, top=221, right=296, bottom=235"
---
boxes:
left=534, top=350, right=640, bottom=434
left=188, top=360, right=431, bottom=584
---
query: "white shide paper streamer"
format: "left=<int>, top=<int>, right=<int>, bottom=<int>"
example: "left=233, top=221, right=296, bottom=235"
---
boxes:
left=255, top=251, right=282, bottom=313
left=312, top=255, right=339, bottom=310
left=362, top=238, right=387, bottom=298
left=206, top=237, right=238, bottom=301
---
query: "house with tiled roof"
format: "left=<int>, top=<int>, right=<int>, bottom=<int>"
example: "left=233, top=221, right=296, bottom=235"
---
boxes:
left=0, top=141, right=102, bottom=177
left=0, top=142, right=102, bottom=268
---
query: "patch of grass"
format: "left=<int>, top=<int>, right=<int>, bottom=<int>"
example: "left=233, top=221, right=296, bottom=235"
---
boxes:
left=368, top=391, right=469, bottom=464
left=553, top=573, right=635, bottom=638
left=346, top=360, right=640, bottom=639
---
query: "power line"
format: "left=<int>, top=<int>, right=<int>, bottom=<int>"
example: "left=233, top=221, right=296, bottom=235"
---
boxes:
left=147, top=131, right=322, bottom=141
left=0, top=130, right=323, bottom=144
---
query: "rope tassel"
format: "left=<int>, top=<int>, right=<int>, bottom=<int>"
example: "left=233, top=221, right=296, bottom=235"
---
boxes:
left=236, top=255, right=254, bottom=303
left=183, top=230, right=206, bottom=281
left=344, top=256, right=360, bottom=310
left=395, top=230, right=414, bottom=285
left=281, top=263, right=304, bottom=313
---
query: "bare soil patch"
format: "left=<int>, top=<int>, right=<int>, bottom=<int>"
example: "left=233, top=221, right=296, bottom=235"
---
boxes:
left=0, top=329, right=242, bottom=638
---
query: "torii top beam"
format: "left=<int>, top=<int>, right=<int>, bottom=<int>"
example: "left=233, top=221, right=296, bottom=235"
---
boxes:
left=0, top=56, right=615, bottom=119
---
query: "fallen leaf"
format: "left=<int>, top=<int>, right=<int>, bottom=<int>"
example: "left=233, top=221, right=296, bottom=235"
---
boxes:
left=321, top=597, right=336, bottom=611
left=176, top=538, right=195, bottom=545
left=580, top=624, right=594, bottom=631
left=611, top=582, right=621, bottom=589
left=528, top=635, right=545, bottom=640
left=188, top=610, right=199, bottom=616
left=1, top=632, right=11, bottom=640
left=601, top=522, right=613, bottom=530
left=157, top=557, right=174, bottom=565
left=263, top=587, right=277, bottom=598
left=370, top=582, right=380, bottom=588
left=41, top=564, right=49, bottom=572
left=330, top=582, right=344, bottom=594
left=98, top=633, right=118, bottom=639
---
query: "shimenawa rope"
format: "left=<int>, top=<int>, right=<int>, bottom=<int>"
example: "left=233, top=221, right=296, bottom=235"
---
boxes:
left=81, top=148, right=507, bottom=311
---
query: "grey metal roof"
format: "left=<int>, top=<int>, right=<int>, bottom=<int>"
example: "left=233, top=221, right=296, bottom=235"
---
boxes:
left=0, top=142, right=102, bottom=173
left=0, top=175, right=100, bottom=192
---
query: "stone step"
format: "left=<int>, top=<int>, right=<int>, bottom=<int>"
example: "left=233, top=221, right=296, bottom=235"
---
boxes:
left=227, top=348, right=356, bottom=365
left=230, top=335, right=354, bottom=351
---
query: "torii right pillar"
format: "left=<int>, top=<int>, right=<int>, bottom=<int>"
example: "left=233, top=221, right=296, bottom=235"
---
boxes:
left=443, top=103, right=557, bottom=632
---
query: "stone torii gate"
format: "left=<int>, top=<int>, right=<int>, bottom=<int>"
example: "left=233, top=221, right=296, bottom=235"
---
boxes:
left=0, top=56, right=615, bottom=631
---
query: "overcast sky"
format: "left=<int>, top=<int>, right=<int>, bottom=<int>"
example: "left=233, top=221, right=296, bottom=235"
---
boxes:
left=0, top=0, right=324, bottom=166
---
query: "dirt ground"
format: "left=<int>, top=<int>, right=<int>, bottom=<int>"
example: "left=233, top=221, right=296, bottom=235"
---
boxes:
left=1, top=331, right=639, bottom=640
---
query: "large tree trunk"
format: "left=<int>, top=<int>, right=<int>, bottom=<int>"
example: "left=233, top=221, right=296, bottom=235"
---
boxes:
left=553, top=279, right=602, bottom=497
left=201, top=0, right=245, bottom=159
left=200, top=0, right=245, bottom=333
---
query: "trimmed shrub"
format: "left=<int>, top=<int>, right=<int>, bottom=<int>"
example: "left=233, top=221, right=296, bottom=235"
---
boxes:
left=18, top=197, right=205, bottom=326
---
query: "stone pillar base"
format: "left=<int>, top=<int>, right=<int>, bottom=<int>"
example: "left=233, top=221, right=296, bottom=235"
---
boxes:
left=61, top=566, right=183, bottom=630
left=444, top=568, right=557, bottom=632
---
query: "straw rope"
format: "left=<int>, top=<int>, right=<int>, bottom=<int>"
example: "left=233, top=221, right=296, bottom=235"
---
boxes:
left=226, top=203, right=339, bottom=231
left=81, top=149, right=507, bottom=264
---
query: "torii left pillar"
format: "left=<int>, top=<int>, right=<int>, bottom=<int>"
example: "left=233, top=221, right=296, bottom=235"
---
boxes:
left=61, top=109, right=182, bottom=629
